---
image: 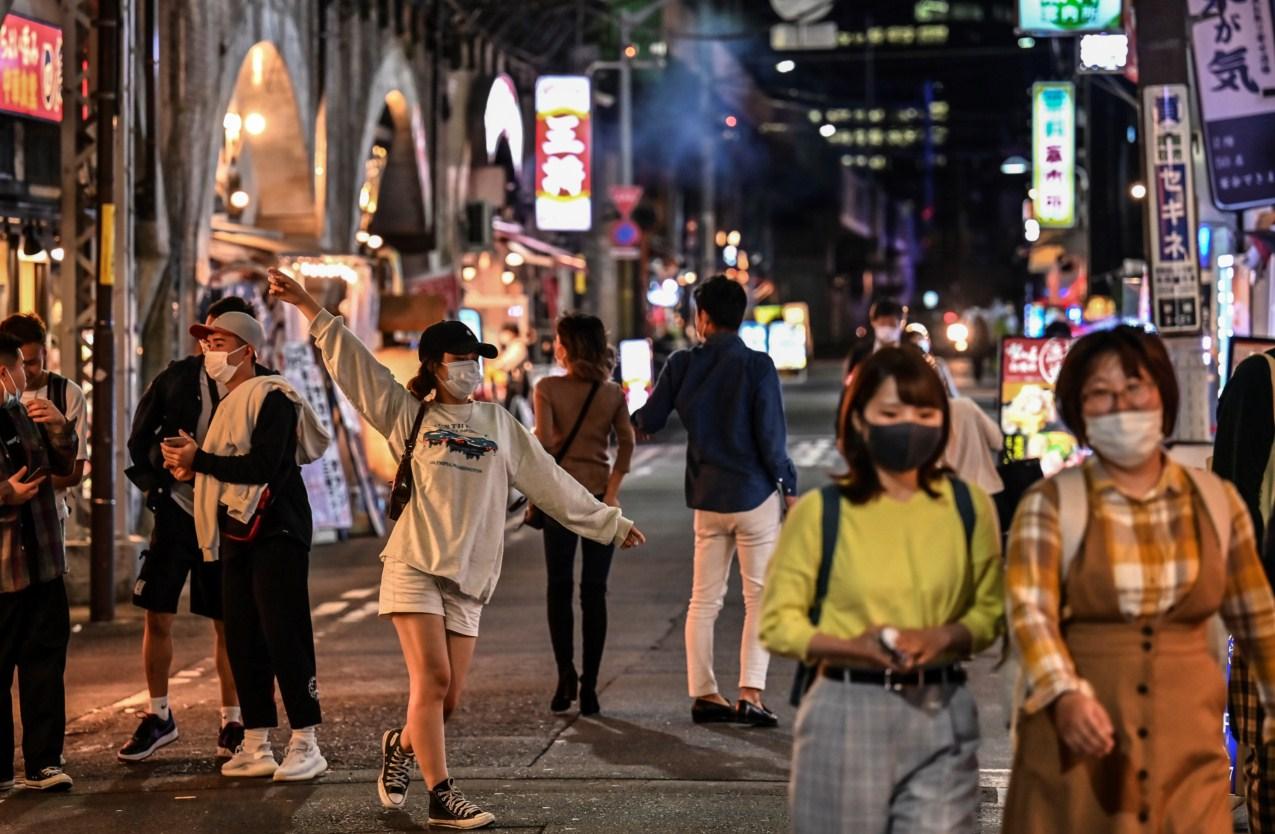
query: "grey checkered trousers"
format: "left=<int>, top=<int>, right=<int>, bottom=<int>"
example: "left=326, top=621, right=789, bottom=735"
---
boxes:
left=790, top=676, right=981, bottom=834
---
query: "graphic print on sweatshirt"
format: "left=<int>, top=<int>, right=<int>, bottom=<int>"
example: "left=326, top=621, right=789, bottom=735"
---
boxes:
left=422, top=422, right=499, bottom=470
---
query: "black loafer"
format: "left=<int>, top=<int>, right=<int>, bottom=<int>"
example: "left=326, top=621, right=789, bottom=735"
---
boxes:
left=736, top=700, right=779, bottom=728
left=691, top=698, right=737, bottom=724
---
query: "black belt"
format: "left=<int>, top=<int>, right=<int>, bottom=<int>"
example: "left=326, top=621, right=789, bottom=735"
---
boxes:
left=821, top=665, right=966, bottom=689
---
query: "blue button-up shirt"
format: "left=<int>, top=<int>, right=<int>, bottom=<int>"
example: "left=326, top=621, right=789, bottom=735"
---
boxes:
left=633, top=333, right=797, bottom=513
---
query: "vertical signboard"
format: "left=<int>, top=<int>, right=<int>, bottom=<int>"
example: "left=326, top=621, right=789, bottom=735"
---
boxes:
left=0, top=13, right=62, bottom=122
left=1188, top=0, right=1275, bottom=210
left=1143, top=84, right=1201, bottom=334
left=1031, top=82, right=1076, bottom=229
left=535, top=75, right=592, bottom=232
left=999, top=337, right=1080, bottom=477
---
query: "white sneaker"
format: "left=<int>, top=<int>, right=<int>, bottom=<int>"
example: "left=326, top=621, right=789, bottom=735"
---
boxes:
left=220, top=743, right=278, bottom=778
left=272, top=737, right=327, bottom=782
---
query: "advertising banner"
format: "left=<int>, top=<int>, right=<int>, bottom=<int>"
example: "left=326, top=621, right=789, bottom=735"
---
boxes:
left=534, top=75, right=592, bottom=232
left=1018, top=0, right=1123, bottom=35
left=1032, top=82, right=1076, bottom=229
left=999, top=337, right=1080, bottom=476
left=1189, top=0, right=1275, bottom=210
left=1143, top=84, right=1202, bottom=334
left=0, top=13, right=61, bottom=122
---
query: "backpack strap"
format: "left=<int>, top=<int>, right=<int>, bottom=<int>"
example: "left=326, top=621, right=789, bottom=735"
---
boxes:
left=47, top=372, right=68, bottom=418
left=1183, top=466, right=1234, bottom=562
left=808, top=484, right=843, bottom=627
left=949, top=476, right=976, bottom=552
left=1055, top=465, right=1089, bottom=581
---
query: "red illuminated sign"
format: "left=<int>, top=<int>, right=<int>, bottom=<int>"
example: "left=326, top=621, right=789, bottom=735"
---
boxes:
left=0, top=13, right=62, bottom=122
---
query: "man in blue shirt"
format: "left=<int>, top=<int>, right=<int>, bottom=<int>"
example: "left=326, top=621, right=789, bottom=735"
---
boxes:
left=634, top=275, right=797, bottom=728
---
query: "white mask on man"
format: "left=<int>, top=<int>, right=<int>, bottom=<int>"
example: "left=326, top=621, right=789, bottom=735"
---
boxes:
left=874, top=324, right=902, bottom=346
left=440, top=360, right=482, bottom=400
left=204, top=344, right=248, bottom=384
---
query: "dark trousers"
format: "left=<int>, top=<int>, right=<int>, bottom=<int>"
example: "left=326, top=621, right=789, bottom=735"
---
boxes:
left=0, top=576, right=69, bottom=778
left=543, top=513, right=615, bottom=689
left=222, top=536, right=321, bottom=730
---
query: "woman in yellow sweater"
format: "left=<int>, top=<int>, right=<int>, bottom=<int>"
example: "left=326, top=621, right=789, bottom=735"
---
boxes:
left=761, top=346, right=1004, bottom=834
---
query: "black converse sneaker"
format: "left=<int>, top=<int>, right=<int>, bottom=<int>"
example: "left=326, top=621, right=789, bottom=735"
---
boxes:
left=428, top=777, right=495, bottom=829
left=24, top=766, right=73, bottom=792
left=377, top=728, right=413, bottom=809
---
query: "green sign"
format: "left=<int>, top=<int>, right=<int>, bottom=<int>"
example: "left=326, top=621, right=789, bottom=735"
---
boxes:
left=1018, top=0, right=1122, bottom=35
left=1032, top=82, right=1076, bottom=229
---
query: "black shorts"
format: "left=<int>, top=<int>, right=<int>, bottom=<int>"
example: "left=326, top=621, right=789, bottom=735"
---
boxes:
left=132, top=501, right=222, bottom=620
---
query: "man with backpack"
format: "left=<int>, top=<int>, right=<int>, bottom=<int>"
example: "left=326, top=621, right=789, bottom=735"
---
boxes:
left=0, top=314, right=88, bottom=518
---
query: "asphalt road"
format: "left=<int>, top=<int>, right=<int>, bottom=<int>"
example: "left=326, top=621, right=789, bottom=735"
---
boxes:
left=1, top=360, right=1012, bottom=833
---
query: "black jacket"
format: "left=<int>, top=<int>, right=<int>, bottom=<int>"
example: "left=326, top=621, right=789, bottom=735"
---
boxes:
left=126, top=355, right=274, bottom=511
left=1213, top=349, right=1275, bottom=584
left=192, top=389, right=313, bottom=549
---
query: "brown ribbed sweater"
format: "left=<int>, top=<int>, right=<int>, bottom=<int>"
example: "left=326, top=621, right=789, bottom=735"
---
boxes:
left=533, top=375, right=635, bottom=496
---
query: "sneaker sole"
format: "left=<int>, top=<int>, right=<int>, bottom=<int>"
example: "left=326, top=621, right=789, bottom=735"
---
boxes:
left=22, top=778, right=73, bottom=792
left=221, top=763, right=278, bottom=778
left=427, top=812, right=496, bottom=830
left=272, top=756, right=327, bottom=782
left=117, top=726, right=180, bottom=762
left=377, top=730, right=408, bottom=810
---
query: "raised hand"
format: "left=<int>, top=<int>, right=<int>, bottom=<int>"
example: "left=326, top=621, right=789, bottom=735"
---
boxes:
left=266, top=268, right=322, bottom=321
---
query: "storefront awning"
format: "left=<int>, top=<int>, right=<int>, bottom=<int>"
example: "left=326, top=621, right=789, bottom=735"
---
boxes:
left=492, top=219, right=585, bottom=270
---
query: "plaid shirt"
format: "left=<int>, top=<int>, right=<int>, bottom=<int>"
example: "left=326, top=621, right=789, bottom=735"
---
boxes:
left=1007, top=457, right=1275, bottom=726
left=0, top=399, right=76, bottom=594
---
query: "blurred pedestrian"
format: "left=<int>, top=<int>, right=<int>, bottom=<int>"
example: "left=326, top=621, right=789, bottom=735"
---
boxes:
left=970, top=315, right=992, bottom=383
left=761, top=346, right=1003, bottom=834
left=118, top=296, right=260, bottom=764
left=1003, top=326, right=1275, bottom=832
left=633, top=275, right=798, bottom=728
left=533, top=313, right=635, bottom=716
left=0, top=314, right=88, bottom=519
left=0, top=334, right=79, bottom=792
left=1214, top=345, right=1275, bottom=832
left=1043, top=320, right=1072, bottom=340
left=161, top=311, right=331, bottom=782
left=267, top=268, right=643, bottom=829
left=843, top=299, right=906, bottom=383
left=903, top=323, right=958, bottom=397
left=943, top=395, right=1004, bottom=499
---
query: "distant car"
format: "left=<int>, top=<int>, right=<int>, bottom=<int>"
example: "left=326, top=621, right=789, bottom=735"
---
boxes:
left=423, top=429, right=499, bottom=460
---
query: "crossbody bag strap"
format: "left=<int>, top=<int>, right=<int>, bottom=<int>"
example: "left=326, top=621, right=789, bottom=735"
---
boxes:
left=553, top=381, right=601, bottom=464
left=403, top=400, right=428, bottom=458
left=809, top=484, right=844, bottom=626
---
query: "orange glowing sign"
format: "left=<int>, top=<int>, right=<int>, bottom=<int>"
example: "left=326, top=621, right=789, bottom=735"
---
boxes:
left=0, top=13, right=62, bottom=122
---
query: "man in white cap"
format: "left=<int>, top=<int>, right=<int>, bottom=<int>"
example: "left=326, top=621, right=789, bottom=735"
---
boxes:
left=161, top=309, right=332, bottom=783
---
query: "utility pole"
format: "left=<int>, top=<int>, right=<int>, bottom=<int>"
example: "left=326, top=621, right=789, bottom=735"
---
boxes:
left=90, top=0, right=121, bottom=621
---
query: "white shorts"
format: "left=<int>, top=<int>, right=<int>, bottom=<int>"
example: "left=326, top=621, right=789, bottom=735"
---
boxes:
left=378, top=558, right=484, bottom=637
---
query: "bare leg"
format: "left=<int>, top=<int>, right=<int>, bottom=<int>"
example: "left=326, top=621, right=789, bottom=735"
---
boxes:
left=442, top=632, right=477, bottom=721
left=212, top=620, right=239, bottom=708
left=143, top=611, right=175, bottom=699
left=393, top=614, right=452, bottom=787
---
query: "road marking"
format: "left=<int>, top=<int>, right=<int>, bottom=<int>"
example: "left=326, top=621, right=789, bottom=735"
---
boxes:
left=311, top=600, right=350, bottom=618
left=340, top=587, right=377, bottom=600
left=789, top=437, right=839, bottom=469
left=337, top=600, right=380, bottom=624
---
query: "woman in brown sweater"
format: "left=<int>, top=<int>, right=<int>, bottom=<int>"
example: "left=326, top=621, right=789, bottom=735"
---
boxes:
left=533, top=313, right=635, bottom=716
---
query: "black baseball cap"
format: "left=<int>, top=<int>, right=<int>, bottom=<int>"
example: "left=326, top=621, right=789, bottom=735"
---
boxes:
left=419, top=320, right=498, bottom=361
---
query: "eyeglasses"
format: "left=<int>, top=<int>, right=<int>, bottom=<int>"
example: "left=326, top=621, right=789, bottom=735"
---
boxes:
left=1080, top=379, right=1157, bottom=414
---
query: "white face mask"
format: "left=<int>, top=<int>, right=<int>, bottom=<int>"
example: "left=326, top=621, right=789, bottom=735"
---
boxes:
left=0, top=367, right=18, bottom=404
left=440, top=360, right=482, bottom=400
left=204, top=344, right=248, bottom=384
left=874, top=324, right=902, bottom=345
left=1085, top=409, right=1164, bottom=469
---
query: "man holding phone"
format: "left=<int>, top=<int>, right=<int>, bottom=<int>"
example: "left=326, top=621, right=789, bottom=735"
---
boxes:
left=120, top=296, right=269, bottom=764
left=0, top=332, right=79, bottom=792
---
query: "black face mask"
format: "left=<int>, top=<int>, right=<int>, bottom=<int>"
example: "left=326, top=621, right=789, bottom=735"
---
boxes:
left=864, top=421, right=943, bottom=473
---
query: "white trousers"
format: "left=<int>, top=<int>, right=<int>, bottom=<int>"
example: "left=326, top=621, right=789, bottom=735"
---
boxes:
left=686, top=492, right=781, bottom=697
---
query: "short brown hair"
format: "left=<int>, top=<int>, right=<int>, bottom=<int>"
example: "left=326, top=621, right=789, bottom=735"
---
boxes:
left=0, top=312, right=46, bottom=346
left=837, top=345, right=950, bottom=504
left=1054, top=325, right=1179, bottom=444
left=556, top=312, right=613, bottom=382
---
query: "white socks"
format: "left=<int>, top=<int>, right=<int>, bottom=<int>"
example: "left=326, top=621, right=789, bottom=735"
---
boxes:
left=220, top=706, right=242, bottom=727
left=243, top=728, right=271, bottom=752
left=150, top=697, right=170, bottom=721
left=290, top=726, right=317, bottom=746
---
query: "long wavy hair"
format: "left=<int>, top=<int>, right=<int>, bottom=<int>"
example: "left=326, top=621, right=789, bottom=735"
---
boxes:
left=837, top=345, right=951, bottom=504
left=407, top=348, right=442, bottom=402
left=557, top=312, right=614, bottom=383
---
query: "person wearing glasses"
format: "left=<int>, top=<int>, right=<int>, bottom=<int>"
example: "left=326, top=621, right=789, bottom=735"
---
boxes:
left=266, top=269, right=644, bottom=830
left=1003, top=326, right=1275, bottom=832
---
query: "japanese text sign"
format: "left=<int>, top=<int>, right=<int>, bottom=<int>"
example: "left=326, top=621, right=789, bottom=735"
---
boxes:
left=535, top=75, right=592, bottom=232
left=1032, top=82, right=1076, bottom=229
left=998, top=337, right=1079, bottom=476
left=1189, top=0, right=1275, bottom=210
left=1143, top=85, right=1201, bottom=334
left=0, top=13, right=61, bottom=122
left=1018, top=0, right=1122, bottom=35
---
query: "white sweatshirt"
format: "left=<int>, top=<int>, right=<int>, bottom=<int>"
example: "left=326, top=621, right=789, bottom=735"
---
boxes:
left=310, top=310, right=634, bottom=603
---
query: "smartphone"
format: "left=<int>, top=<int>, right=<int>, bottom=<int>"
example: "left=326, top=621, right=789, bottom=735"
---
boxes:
left=23, top=466, right=50, bottom=483
left=162, top=436, right=185, bottom=447
left=878, top=627, right=908, bottom=665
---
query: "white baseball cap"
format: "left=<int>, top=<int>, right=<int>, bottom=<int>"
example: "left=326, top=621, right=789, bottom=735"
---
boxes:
left=189, top=311, right=265, bottom=352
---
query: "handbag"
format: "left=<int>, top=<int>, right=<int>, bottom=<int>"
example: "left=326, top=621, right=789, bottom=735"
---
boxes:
left=222, top=487, right=273, bottom=543
left=524, top=381, right=601, bottom=530
left=388, top=401, right=429, bottom=522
